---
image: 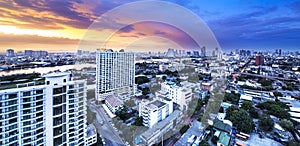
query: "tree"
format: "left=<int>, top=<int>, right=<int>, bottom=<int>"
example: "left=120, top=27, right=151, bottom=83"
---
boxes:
left=86, top=108, right=96, bottom=124
left=162, top=76, right=167, bottom=81
left=259, top=115, right=274, bottom=132
left=211, top=136, right=219, bottom=144
left=241, top=101, right=253, bottom=111
left=226, top=108, right=255, bottom=133
left=241, top=101, right=259, bottom=118
left=135, top=76, right=150, bottom=85
left=287, top=140, right=300, bottom=146
left=256, top=101, right=290, bottom=119
left=224, top=92, right=240, bottom=104
left=258, top=78, right=272, bottom=87
left=273, top=91, right=283, bottom=97
left=133, top=116, right=143, bottom=126
left=280, top=119, right=294, bottom=131
left=180, top=125, right=190, bottom=134
left=199, top=140, right=210, bottom=146
left=249, top=108, right=259, bottom=119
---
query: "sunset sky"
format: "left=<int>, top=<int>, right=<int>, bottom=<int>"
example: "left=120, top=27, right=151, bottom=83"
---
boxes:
left=0, top=0, right=299, bottom=53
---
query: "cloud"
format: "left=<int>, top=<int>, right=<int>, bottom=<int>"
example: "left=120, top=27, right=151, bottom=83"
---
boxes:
left=153, top=30, right=167, bottom=35
left=119, top=25, right=135, bottom=33
left=0, top=33, right=79, bottom=46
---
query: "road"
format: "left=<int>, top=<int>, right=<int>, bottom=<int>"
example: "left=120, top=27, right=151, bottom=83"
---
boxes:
left=87, top=99, right=125, bottom=146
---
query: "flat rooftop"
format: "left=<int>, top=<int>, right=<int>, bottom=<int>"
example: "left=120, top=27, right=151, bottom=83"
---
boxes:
left=140, top=110, right=180, bottom=140
left=0, top=73, right=45, bottom=90
left=86, top=124, right=97, bottom=137
left=151, top=100, right=166, bottom=108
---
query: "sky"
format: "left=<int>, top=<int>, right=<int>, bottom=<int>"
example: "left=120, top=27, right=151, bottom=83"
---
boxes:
left=0, top=0, right=299, bottom=53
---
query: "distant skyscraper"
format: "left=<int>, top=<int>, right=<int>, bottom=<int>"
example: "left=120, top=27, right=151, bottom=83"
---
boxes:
left=0, top=72, right=96, bottom=146
left=201, top=46, right=206, bottom=57
left=166, top=48, right=175, bottom=58
left=193, top=51, right=199, bottom=57
left=25, top=50, right=33, bottom=56
left=279, top=49, right=282, bottom=56
left=96, top=49, right=135, bottom=101
left=6, top=49, right=14, bottom=57
left=256, top=54, right=264, bottom=66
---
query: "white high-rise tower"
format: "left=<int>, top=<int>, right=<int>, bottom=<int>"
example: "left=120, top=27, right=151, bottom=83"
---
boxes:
left=96, top=49, right=135, bottom=101
left=0, top=72, right=96, bottom=146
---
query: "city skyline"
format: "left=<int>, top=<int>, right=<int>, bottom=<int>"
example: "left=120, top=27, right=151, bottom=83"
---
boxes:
left=0, top=0, right=299, bottom=53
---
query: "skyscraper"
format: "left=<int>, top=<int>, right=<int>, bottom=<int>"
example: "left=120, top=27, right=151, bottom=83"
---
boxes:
left=256, top=54, right=264, bottom=66
left=96, top=49, right=135, bottom=101
left=0, top=72, right=96, bottom=146
left=6, top=49, right=14, bottom=57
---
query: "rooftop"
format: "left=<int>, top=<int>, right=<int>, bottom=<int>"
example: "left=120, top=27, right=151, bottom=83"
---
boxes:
left=174, top=121, right=204, bottom=146
left=0, top=73, right=45, bottom=90
left=151, top=100, right=166, bottom=108
left=213, top=118, right=232, bottom=134
left=105, top=94, right=123, bottom=107
left=217, top=132, right=230, bottom=146
left=139, top=110, right=180, bottom=141
left=86, top=124, right=97, bottom=137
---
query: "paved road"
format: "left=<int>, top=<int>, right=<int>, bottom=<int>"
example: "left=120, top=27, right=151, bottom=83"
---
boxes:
left=87, top=99, right=125, bottom=146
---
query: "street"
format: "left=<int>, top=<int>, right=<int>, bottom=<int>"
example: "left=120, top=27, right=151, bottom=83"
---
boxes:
left=87, top=99, right=125, bottom=146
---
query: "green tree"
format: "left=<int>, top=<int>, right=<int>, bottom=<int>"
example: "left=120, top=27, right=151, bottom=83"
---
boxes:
left=241, top=101, right=253, bottom=111
left=224, top=92, right=240, bottom=104
left=259, top=115, right=274, bottom=132
left=273, top=91, right=283, bottom=97
left=180, top=125, right=190, bottom=134
left=226, top=108, right=255, bottom=133
left=287, top=140, right=300, bottom=146
left=280, top=119, right=294, bottom=131
left=135, top=76, right=150, bottom=85
left=211, top=136, right=219, bottom=144
left=199, top=140, right=210, bottom=146
left=133, top=116, right=143, bottom=126
left=86, top=107, right=96, bottom=124
left=162, top=76, right=167, bottom=81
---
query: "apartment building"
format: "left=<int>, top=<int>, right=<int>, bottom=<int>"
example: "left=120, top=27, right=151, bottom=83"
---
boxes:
left=158, top=81, right=193, bottom=110
left=138, top=97, right=173, bottom=128
left=96, top=49, right=135, bottom=101
left=0, top=72, right=96, bottom=146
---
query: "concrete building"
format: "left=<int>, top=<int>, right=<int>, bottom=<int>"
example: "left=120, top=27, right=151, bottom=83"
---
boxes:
left=6, top=49, right=14, bottom=57
left=136, top=110, right=181, bottom=146
left=256, top=54, right=264, bottom=66
left=85, top=124, right=97, bottom=146
left=104, top=94, right=123, bottom=113
left=0, top=72, right=96, bottom=146
left=158, top=81, right=193, bottom=110
left=139, top=97, right=173, bottom=128
left=96, top=49, right=135, bottom=101
left=24, top=50, right=48, bottom=57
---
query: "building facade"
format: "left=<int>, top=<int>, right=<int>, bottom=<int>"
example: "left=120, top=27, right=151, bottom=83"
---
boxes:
left=158, top=81, right=193, bottom=110
left=6, top=49, right=14, bottom=57
left=139, top=98, right=173, bottom=128
left=96, top=49, right=135, bottom=101
left=0, top=72, right=95, bottom=146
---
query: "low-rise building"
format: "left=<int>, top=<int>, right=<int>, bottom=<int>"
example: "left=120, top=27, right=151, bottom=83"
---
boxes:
left=138, top=97, right=173, bottom=128
left=86, top=124, right=98, bottom=146
left=158, top=81, right=194, bottom=110
left=104, top=94, right=123, bottom=113
left=136, top=110, right=181, bottom=145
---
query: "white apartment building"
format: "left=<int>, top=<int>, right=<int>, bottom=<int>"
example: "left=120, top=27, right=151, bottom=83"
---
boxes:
left=158, top=81, right=193, bottom=110
left=96, top=49, right=135, bottom=101
left=0, top=72, right=96, bottom=146
left=139, top=97, right=173, bottom=128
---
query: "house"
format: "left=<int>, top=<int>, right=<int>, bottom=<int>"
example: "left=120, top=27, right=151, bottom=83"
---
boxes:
left=104, top=94, right=124, bottom=113
left=213, top=118, right=232, bottom=134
